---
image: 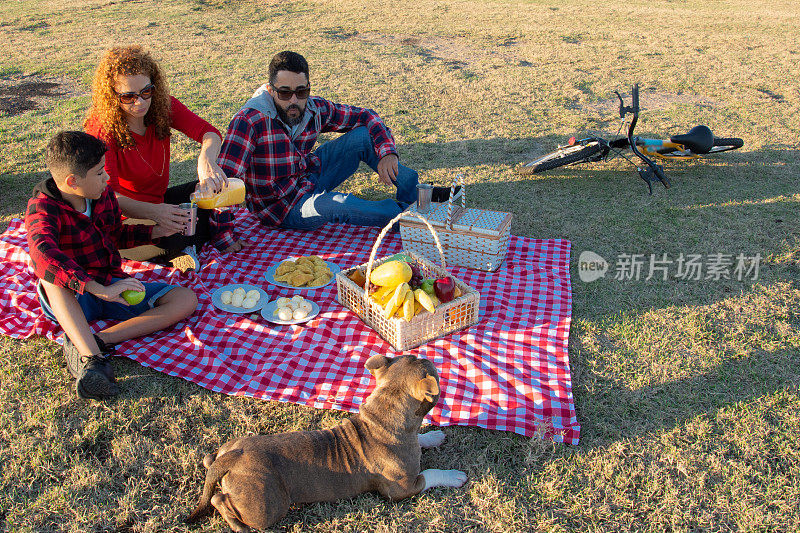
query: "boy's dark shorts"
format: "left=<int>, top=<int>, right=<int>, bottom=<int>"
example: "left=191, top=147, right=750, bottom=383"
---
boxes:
left=37, top=278, right=177, bottom=323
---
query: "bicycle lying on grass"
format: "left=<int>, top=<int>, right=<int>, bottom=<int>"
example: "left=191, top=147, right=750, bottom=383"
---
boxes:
left=516, top=84, right=744, bottom=193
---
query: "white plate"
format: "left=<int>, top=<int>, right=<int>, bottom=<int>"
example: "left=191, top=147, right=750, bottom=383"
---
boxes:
left=211, top=284, right=269, bottom=314
left=264, top=257, right=341, bottom=290
left=260, top=299, right=321, bottom=325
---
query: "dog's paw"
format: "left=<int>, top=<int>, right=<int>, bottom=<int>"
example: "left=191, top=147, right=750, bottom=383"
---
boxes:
left=421, top=468, right=468, bottom=490
left=417, top=430, right=446, bottom=448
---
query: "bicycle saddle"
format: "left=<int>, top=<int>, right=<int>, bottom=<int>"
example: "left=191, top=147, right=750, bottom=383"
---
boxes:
left=670, top=125, right=714, bottom=154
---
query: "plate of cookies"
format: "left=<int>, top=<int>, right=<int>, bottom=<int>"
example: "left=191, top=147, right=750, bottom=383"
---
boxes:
left=211, top=284, right=269, bottom=313
left=264, top=255, right=340, bottom=289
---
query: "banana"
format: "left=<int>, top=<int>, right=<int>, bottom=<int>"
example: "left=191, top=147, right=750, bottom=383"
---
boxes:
left=370, top=284, right=395, bottom=306
left=414, top=288, right=436, bottom=313
left=384, top=282, right=410, bottom=318
left=401, top=290, right=415, bottom=321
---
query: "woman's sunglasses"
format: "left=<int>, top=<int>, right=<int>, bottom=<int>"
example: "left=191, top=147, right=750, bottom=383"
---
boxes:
left=116, top=83, right=155, bottom=105
left=270, top=84, right=311, bottom=101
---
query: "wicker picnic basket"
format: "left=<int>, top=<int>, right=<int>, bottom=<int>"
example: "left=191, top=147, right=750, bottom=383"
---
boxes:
left=400, top=175, right=513, bottom=272
left=336, top=211, right=480, bottom=352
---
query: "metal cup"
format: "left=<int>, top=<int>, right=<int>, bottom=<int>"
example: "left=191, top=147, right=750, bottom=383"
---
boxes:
left=416, top=183, right=433, bottom=213
left=180, top=203, right=198, bottom=236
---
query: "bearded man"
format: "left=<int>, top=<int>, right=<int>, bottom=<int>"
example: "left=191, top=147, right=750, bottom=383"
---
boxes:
left=219, top=51, right=454, bottom=231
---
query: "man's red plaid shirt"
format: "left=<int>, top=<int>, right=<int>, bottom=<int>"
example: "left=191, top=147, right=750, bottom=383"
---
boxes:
left=218, top=95, right=398, bottom=226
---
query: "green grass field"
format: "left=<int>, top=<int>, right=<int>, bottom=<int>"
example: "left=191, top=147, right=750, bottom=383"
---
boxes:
left=2, top=0, right=799, bottom=531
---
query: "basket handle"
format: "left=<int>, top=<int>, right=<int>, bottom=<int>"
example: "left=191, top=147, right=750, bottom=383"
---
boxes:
left=363, top=211, right=448, bottom=302
left=445, top=173, right=466, bottom=229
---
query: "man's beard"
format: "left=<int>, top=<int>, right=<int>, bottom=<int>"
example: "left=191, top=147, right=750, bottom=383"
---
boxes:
left=276, top=103, right=304, bottom=127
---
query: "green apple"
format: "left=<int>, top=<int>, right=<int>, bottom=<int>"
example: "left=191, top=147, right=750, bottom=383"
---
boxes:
left=121, top=289, right=145, bottom=305
left=420, top=279, right=436, bottom=296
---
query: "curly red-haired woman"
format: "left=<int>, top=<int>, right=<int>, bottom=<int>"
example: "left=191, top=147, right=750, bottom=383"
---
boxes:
left=84, top=46, right=246, bottom=271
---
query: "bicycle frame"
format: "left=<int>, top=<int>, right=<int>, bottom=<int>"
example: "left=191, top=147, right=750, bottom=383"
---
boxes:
left=563, top=137, right=698, bottom=163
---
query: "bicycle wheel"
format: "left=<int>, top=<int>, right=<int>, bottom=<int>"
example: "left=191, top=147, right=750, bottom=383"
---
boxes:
left=516, top=142, right=603, bottom=175
left=707, top=137, right=744, bottom=153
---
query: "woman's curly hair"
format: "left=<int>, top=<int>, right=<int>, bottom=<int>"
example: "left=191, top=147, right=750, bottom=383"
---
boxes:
left=85, top=46, right=171, bottom=149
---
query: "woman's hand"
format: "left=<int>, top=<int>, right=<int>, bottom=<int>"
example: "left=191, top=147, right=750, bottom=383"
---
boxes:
left=197, top=158, right=228, bottom=194
left=146, top=202, right=191, bottom=235
left=197, top=132, right=227, bottom=194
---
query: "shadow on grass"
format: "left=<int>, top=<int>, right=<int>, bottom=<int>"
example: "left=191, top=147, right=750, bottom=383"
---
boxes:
left=571, top=318, right=800, bottom=449
left=0, top=170, right=48, bottom=228
left=400, top=135, right=562, bottom=171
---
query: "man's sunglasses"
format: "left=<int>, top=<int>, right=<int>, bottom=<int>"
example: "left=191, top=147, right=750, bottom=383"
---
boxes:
left=271, top=84, right=311, bottom=101
left=116, top=83, right=155, bottom=104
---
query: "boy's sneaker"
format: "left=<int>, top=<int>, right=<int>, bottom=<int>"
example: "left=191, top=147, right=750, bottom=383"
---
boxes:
left=170, top=245, right=200, bottom=273
left=92, top=334, right=117, bottom=383
left=63, top=335, right=115, bottom=380
left=62, top=336, right=119, bottom=400
left=93, top=334, right=116, bottom=358
left=431, top=185, right=463, bottom=203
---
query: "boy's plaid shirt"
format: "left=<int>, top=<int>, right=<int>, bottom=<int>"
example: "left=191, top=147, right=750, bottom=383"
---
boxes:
left=25, top=179, right=153, bottom=294
left=218, top=96, right=398, bottom=226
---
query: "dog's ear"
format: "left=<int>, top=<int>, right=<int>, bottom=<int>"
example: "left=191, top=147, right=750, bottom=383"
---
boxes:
left=411, top=374, right=440, bottom=403
left=365, top=355, right=390, bottom=377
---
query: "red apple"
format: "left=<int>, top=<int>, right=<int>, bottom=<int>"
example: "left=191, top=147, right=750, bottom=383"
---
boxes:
left=434, top=277, right=456, bottom=303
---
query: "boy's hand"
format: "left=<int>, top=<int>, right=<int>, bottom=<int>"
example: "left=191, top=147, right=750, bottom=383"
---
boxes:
left=86, top=278, right=145, bottom=305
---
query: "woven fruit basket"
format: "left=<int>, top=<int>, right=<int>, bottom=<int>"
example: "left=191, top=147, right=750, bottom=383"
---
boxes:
left=400, top=174, right=512, bottom=272
left=336, top=211, right=480, bottom=352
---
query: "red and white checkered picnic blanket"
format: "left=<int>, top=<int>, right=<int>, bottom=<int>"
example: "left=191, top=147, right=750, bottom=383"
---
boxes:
left=0, top=210, right=579, bottom=444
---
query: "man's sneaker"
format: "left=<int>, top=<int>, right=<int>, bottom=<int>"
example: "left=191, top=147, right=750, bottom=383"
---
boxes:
left=62, top=336, right=119, bottom=400
left=431, top=185, right=463, bottom=203
left=170, top=245, right=200, bottom=273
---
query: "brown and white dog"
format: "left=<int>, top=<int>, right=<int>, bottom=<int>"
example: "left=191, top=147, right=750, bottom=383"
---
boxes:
left=186, top=354, right=467, bottom=531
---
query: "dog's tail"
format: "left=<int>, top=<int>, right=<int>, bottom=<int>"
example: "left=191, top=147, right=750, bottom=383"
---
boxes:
left=185, top=449, right=244, bottom=524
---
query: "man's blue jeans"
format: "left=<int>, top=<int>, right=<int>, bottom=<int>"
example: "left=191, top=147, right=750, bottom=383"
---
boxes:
left=279, top=127, right=418, bottom=231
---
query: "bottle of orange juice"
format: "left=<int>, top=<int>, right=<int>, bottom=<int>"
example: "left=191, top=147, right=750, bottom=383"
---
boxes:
left=190, top=178, right=246, bottom=209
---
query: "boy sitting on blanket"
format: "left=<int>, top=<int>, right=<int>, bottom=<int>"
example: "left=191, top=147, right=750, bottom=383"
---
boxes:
left=25, top=131, right=198, bottom=400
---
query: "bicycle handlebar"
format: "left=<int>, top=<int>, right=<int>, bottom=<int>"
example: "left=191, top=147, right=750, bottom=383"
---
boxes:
left=623, top=84, right=669, bottom=191
left=616, top=83, right=639, bottom=118
left=653, top=165, right=671, bottom=188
